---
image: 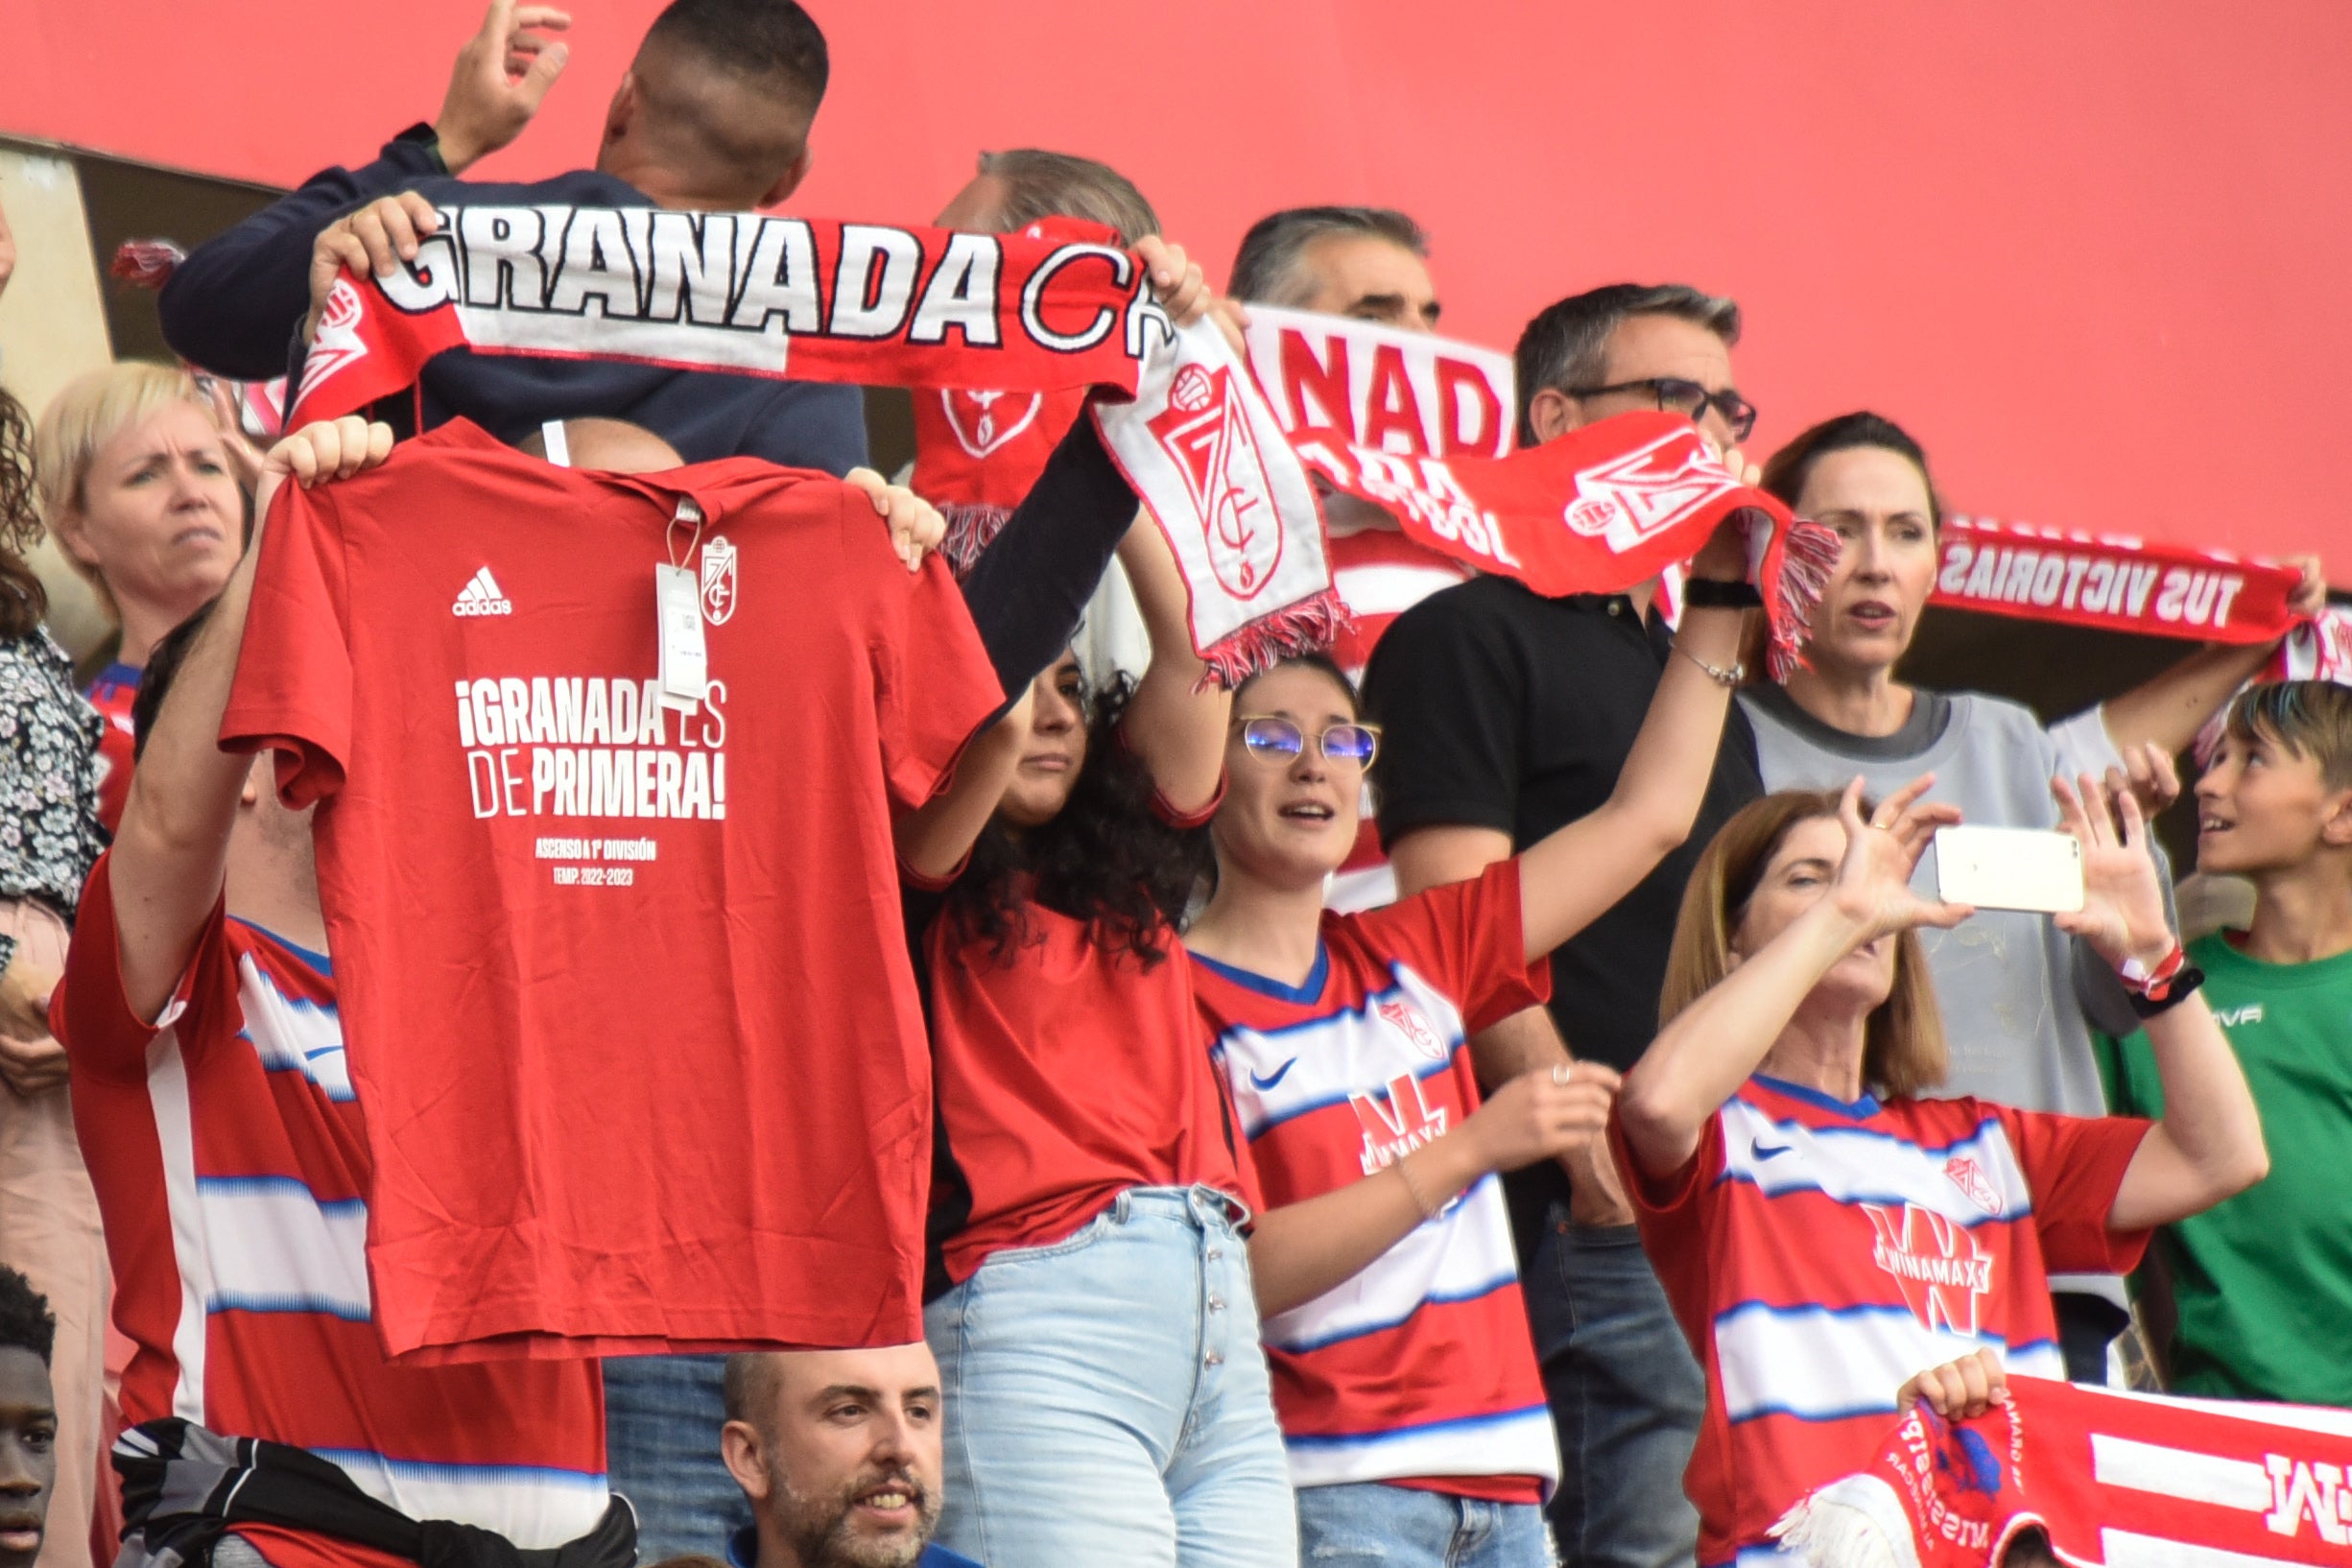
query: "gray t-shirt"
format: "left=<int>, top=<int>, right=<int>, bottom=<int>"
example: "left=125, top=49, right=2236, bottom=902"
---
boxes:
left=1740, top=684, right=2109, bottom=1119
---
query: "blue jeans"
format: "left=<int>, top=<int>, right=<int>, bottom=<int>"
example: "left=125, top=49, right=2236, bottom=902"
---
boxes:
left=1298, top=1483, right=1556, bottom=1567
left=1522, top=1216, right=1702, bottom=1568
left=602, top=1354, right=752, bottom=1562
left=925, top=1185, right=1295, bottom=1568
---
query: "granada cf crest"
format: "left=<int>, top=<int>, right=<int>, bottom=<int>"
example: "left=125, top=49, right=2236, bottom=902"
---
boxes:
left=1377, top=998, right=1448, bottom=1062
left=1561, top=430, right=1740, bottom=555
left=700, top=535, right=739, bottom=626
left=295, top=278, right=370, bottom=408
left=938, top=388, right=1043, bottom=460
left=1147, top=364, right=1282, bottom=599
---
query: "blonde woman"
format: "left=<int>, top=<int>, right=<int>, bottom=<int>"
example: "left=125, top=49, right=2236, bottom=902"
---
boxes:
left=34, top=364, right=249, bottom=832
left=1610, top=777, right=2267, bottom=1568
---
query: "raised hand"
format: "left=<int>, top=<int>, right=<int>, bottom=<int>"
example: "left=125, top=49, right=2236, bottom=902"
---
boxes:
left=2106, top=740, right=2181, bottom=819
left=1896, top=1348, right=2008, bottom=1419
left=436, top=0, right=573, bottom=174
left=1828, top=774, right=1971, bottom=942
left=251, top=417, right=397, bottom=527
left=1133, top=236, right=1211, bottom=329
left=2052, top=772, right=2174, bottom=970
left=843, top=467, right=944, bottom=573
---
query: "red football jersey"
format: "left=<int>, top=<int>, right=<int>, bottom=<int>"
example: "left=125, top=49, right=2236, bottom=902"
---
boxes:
left=54, top=857, right=609, bottom=1568
left=1190, top=860, right=1555, bottom=1502
left=927, top=898, right=1258, bottom=1287
left=87, top=660, right=139, bottom=835
left=220, top=420, right=1003, bottom=1360
left=1611, top=1078, right=2152, bottom=1567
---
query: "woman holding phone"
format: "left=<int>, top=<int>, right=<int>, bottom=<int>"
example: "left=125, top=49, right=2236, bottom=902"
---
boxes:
left=1739, top=412, right=2323, bottom=1377
left=1610, top=774, right=2266, bottom=1568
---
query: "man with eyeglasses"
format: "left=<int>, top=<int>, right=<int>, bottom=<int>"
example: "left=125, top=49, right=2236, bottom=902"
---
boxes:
left=1362, top=282, right=1764, bottom=1568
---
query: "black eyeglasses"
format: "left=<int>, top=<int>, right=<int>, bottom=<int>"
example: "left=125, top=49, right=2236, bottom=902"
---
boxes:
left=1236, top=716, right=1382, bottom=768
left=1566, top=377, right=1757, bottom=442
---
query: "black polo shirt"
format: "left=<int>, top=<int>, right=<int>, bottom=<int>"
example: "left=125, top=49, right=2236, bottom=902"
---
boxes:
left=1363, top=574, right=1764, bottom=1237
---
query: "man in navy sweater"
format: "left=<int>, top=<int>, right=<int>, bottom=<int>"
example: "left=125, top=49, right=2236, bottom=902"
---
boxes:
left=159, top=0, right=867, bottom=475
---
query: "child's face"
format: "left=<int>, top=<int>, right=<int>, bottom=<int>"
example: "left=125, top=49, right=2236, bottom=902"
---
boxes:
left=2194, top=728, right=2352, bottom=877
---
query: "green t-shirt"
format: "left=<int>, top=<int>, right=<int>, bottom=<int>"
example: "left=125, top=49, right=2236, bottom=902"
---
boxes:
left=2095, top=931, right=2352, bottom=1405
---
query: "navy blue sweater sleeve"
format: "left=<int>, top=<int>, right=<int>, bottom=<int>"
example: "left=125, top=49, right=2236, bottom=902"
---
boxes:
left=959, top=415, right=1137, bottom=697
left=159, top=135, right=445, bottom=380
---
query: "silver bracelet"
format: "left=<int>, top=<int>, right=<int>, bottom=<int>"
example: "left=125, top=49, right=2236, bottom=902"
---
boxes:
left=1676, top=644, right=1746, bottom=687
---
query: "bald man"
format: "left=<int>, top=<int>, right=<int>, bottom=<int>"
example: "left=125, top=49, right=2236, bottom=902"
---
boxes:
left=159, top=0, right=867, bottom=476
left=719, top=1346, right=980, bottom=1568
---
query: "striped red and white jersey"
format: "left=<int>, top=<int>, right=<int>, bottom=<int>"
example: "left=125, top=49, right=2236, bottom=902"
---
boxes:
left=1326, top=523, right=1473, bottom=914
left=1191, top=860, right=1554, bottom=1500
left=54, top=855, right=609, bottom=1568
left=1610, top=1076, right=2153, bottom=1568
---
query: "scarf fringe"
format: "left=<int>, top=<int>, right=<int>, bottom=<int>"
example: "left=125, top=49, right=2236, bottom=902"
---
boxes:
left=1767, top=515, right=1842, bottom=682
left=939, top=503, right=1014, bottom=581
left=1193, top=588, right=1351, bottom=691
left=1770, top=1474, right=1925, bottom=1568
left=110, top=239, right=186, bottom=288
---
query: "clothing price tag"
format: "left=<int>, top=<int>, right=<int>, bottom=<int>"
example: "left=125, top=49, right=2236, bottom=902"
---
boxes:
left=655, top=563, right=706, bottom=713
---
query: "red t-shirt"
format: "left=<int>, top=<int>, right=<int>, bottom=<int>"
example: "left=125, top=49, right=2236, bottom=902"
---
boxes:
left=1190, top=860, right=1554, bottom=1504
left=1610, top=1078, right=2152, bottom=1567
left=54, top=856, right=609, bottom=1568
left=220, top=419, right=1003, bottom=1360
left=926, top=876, right=1258, bottom=1286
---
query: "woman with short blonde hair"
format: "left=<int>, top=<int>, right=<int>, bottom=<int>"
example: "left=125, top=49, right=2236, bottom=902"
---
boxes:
left=33, top=363, right=246, bottom=832
left=1613, top=776, right=2268, bottom=1568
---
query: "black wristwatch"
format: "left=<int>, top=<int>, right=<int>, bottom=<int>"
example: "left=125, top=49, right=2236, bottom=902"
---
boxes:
left=393, top=122, right=451, bottom=176
left=2126, top=963, right=2207, bottom=1018
left=1681, top=577, right=1763, bottom=609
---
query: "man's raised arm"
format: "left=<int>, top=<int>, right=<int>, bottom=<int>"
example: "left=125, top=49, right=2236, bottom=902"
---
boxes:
left=159, top=1, right=568, bottom=379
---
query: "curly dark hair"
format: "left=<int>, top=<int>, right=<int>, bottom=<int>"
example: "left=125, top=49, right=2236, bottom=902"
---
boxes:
left=941, top=676, right=1204, bottom=968
left=0, top=387, right=47, bottom=642
left=0, top=1265, right=55, bottom=1366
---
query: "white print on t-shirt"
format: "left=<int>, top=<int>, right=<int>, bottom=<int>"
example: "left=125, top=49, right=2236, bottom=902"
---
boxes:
left=1349, top=1069, right=1451, bottom=1178
left=453, top=567, right=514, bottom=616
left=1863, top=1200, right=1994, bottom=1337
left=2213, top=1003, right=2265, bottom=1027
left=455, top=674, right=728, bottom=821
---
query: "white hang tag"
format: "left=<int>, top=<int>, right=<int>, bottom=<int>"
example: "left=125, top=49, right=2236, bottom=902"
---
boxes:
left=656, top=564, right=706, bottom=713
left=657, top=496, right=708, bottom=714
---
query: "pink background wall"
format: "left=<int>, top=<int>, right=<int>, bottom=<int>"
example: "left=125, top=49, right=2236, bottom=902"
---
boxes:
left=8, top=0, right=2344, bottom=568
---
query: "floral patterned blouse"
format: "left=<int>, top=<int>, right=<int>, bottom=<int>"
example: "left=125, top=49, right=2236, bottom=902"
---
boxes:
left=0, top=629, right=106, bottom=974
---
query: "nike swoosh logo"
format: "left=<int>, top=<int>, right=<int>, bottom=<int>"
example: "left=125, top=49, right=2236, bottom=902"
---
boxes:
left=1249, top=1058, right=1298, bottom=1091
left=1752, top=1142, right=1794, bottom=1160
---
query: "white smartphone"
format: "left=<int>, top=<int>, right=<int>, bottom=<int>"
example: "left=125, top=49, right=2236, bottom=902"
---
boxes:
left=1934, top=825, right=2084, bottom=914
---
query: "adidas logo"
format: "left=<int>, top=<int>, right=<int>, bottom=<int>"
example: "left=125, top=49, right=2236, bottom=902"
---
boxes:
left=453, top=567, right=512, bottom=617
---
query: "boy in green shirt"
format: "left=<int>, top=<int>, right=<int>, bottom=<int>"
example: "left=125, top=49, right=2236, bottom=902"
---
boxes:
left=2098, top=679, right=2352, bottom=1405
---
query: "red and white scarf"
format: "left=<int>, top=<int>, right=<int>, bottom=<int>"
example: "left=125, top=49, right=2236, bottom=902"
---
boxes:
left=1772, top=1376, right=2352, bottom=1568
left=1235, top=307, right=1833, bottom=675
left=1935, top=516, right=2307, bottom=644
left=291, top=206, right=1814, bottom=677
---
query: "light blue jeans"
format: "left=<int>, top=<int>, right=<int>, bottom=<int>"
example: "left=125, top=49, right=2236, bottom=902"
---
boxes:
left=925, top=1185, right=1296, bottom=1568
left=1297, top=1483, right=1557, bottom=1567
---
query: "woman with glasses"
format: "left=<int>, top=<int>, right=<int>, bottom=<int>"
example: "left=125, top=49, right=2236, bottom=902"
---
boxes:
left=1176, top=525, right=1753, bottom=1568
left=1738, top=412, right=2326, bottom=1379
